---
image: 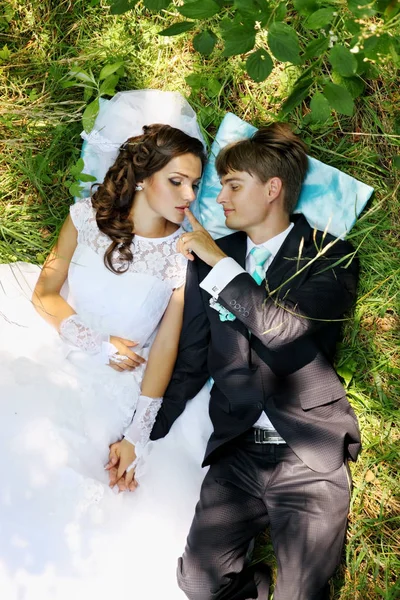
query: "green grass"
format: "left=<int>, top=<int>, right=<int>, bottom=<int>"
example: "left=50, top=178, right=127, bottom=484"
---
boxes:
left=1, top=1, right=399, bottom=598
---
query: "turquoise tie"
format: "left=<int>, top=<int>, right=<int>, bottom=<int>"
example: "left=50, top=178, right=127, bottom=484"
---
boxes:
left=249, top=246, right=272, bottom=285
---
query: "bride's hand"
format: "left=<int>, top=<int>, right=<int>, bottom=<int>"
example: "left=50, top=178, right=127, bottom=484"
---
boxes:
left=108, top=336, right=146, bottom=373
left=106, top=439, right=138, bottom=492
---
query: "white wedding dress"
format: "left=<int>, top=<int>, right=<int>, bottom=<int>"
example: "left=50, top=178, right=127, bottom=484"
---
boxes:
left=0, top=198, right=212, bottom=599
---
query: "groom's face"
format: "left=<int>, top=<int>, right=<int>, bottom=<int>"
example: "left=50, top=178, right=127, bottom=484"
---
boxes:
left=217, top=170, right=271, bottom=232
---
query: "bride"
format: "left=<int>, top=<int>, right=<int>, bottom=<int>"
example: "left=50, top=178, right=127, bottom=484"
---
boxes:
left=0, top=123, right=213, bottom=599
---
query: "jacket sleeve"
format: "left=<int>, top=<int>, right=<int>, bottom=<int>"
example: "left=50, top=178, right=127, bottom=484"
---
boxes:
left=217, top=238, right=359, bottom=350
left=150, top=259, right=211, bottom=440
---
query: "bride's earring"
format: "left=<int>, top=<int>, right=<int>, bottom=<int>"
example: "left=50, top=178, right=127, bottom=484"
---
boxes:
left=135, top=184, right=143, bottom=191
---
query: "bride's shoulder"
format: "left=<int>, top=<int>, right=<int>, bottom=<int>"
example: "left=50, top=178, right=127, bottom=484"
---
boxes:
left=69, top=198, right=96, bottom=232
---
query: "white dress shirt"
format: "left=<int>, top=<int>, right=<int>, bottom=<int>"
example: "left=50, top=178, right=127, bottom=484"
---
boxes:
left=200, top=223, right=294, bottom=433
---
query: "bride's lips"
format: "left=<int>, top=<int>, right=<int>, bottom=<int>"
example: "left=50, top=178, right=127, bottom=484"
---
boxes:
left=175, top=206, right=189, bottom=214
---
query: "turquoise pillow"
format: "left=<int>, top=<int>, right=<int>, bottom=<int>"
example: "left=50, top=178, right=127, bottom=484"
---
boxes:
left=196, top=113, right=373, bottom=239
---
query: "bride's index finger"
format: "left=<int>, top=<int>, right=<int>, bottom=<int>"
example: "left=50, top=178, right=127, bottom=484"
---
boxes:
left=184, top=208, right=204, bottom=231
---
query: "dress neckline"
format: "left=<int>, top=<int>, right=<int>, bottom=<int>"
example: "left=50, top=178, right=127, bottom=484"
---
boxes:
left=134, top=227, right=183, bottom=243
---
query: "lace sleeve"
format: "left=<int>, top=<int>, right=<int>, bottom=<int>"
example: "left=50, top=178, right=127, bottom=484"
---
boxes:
left=59, top=314, right=119, bottom=364
left=124, top=395, right=163, bottom=462
left=69, top=198, right=93, bottom=233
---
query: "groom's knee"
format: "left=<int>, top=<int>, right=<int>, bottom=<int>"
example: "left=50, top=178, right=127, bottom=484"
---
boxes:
left=177, top=554, right=217, bottom=600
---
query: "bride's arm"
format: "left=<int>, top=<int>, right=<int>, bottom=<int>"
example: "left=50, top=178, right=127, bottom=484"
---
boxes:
left=32, top=216, right=140, bottom=369
left=32, top=215, right=78, bottom=329
left=141, top=284, right=185, bottom=398
left=109, top=285, right=185, bottom=490
left=124, top=284, right=186, bottom=443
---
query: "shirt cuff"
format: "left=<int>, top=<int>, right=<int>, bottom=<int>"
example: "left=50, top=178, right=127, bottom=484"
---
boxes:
left=200, top=257, right=246, bottom=299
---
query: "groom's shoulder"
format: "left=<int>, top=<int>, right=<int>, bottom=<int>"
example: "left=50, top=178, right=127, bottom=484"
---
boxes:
left=294, top=214, right=355, bottom=255
left=215, top=230, right=246, bottom=252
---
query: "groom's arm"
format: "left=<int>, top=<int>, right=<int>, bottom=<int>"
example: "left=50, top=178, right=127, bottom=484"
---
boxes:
left=150, top=258, right=211, bottom=440
left=204, top=238, right=359, bottom=350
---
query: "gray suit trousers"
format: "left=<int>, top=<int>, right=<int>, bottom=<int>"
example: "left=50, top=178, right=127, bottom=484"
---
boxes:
left=177, top=434, right=351, bottom=600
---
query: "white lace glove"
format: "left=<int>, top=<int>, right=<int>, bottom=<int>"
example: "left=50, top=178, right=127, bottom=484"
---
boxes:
left=59, top=314, right=119, bottom=364
left=124, top=394, right=163, bottom=470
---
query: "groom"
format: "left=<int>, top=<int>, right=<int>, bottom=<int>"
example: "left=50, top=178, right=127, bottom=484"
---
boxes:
left=150, top=123, right=361, bottom=600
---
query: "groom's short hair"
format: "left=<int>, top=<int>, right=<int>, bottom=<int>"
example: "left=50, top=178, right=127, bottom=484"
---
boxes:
left=215, top=123, right=308, bottom=214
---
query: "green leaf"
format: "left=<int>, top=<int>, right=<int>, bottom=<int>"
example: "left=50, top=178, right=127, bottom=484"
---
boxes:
left=332, top=72, right=365, bottom=99
left=234, top=0, right=270, bottom=22
left=384, top=0, right=400, bottom=19
left=144, top=0, right=170, bottom=9
left=222, top=24, right=256, bottom=56
left=353, top=51, right=366, bottom=75
left=108, top=0, right=136, bottom=15
left=363, top=34, right=392, bottom=60
left=185, top=73, right=207, bottom=90
left=69, top=181, right=84, bottom=198
left=158, top=21, right=195, bottom=36
left=61, top=80, right=78, bottom=89
left=268, top=22, right=301, bottom=65
left=324, top=82, right=354, bottom=116
left=206, top=78, right=222, bottom=97
left=293, top=0, right=318, bottom=15
left=82, top=97, right=100, bottom=133
left=336, top=365, right=354, bottom=387
left=84, top=86, right=94, bottom=102
left=303, top=36, right=329, bottom=60
left=68, top=67, right=95, bottom=84
left=347, top=0, right=376, bottom=18
left=274, top=2, right=287, bottom=21
left=79, top=173, right=98, bottom=182
left=99, top=73, right=119, bottom=96
left=198, top=105, right=218, bottom=128
left=193, top=30, right=218, bottom=55
left=310, top=92, right=331, bottom=122
left=99, top=61, right=124, bottom=81
left=344, top=18, right=361, bottom=35
left=329, top=44, right=357, bottom=77
left=246, top=49, right=273, bottom=82
left=178, top=0, right=220, bottom=19
left=0, top=44, right=11, bottom=60
left=304, top=8, right=335, bottom=30
left=70, top=158, right=85, bottom=177
left=392, top=156, right=400, bottom=170
left=279, top=77, right=313, bottom=116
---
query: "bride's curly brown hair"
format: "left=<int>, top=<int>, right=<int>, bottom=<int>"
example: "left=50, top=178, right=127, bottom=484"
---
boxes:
left=91, top=124, right=206, bottom=274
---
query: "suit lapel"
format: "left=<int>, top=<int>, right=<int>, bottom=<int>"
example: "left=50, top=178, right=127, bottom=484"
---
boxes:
left=217, top=230, right=247, bottom=269
left=265, top=215, right=312, bottom=296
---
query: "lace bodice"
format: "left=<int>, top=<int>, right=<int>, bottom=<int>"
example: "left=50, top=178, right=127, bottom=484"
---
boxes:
left=70, top=198, right=187, bottom=287
left=64, top=199, right=187, bottom=348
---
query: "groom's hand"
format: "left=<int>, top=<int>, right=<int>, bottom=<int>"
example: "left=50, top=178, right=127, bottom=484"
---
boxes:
left=106, top=440, right=138, bottom=492
left=178, top=209, right=227, bottom=267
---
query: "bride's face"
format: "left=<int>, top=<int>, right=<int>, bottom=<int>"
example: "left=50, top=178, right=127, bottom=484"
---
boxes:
left=139, top=153, right=202, bottom=224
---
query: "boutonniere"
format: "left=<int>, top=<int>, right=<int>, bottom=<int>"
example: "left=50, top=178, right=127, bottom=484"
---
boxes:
left=209, top=297, right=236, bottom=322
